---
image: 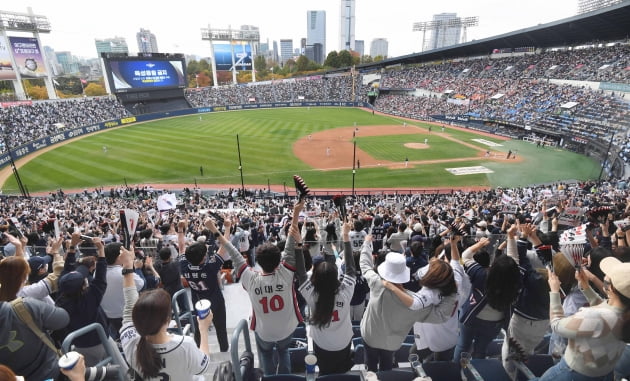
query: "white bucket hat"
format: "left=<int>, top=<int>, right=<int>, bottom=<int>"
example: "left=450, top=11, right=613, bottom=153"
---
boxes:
left=378, top=252, right=410, bottom=284
left=600, top=257, right=630, bottom=299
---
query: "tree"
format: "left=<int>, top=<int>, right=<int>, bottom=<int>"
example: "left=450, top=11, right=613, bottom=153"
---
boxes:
left=195, top=72, right=212, bottom=87
left=187, top=60, right=199, bottom=75
left=361, top=55, right=373, bottom=64
left=324, top=51, right=339, bottom=68
left=337, top=50, right=353, bottom=68
left=84, top=83, right=107, bottom=96
left=296, top=55, right=310, bottom=72
left=254, top=55, right=267, bottom=73
left=373, top=55, right=385, bottom=62
left=284, top=59, right=296, bottom=72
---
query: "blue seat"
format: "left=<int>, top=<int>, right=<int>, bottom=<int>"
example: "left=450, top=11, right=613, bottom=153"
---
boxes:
left=289, top=346, right=308, bottom=373
left=376, top=369, right=415, bottom=381
left=353, top=344, right=366, bottom=365
left=352, top=325, right=362, bottom=338
left=485, top=338, right=504, bottom=358
left=61, top=323, right=127, bottom=381
left=422, top=361, right=462, bottom=380
left=515, top=354, right=555, bottom=380
left=293, top=325, right=307, bottom=340
left=403, top=334, right=415, bottom=344
left=170, top=288, right=195, bottom=336
left=394, top=343, right=414, bottom=364
left=352, top=337, right=363, bottom=348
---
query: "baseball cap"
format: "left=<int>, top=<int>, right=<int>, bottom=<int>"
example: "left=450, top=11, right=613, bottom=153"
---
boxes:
left=600, top=257, right=630, bottom=299
left=476, top=221, right=488, bottom=228
left=312, top=255, right=325, bottom=267
left=58, top=266, right=91, bottom=294
left=413, top=223, right=423, bottom=232
left=28, top=255, right=52, bottom=272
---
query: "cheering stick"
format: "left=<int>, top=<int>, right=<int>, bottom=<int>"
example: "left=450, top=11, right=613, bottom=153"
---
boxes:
left=293, top=175, right=310, bottom=201
left=507, top=336, right=528, bottom=362
left=561, top=243, right=585, bottom=269
left=120, top=210, right=132, bottom=250
left=332, top=194, right=347, bottom=221
left=448, top=221, right=467, bottom=236
left=535, top=244, right=554, bottom=272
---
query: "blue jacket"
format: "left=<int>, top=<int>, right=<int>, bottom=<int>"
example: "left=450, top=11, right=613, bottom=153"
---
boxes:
left=56, top=257, right=109, bottom=347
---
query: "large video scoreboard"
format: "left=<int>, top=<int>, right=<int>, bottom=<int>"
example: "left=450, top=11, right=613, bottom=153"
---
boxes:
left=102, top=53, right=186, bottom=94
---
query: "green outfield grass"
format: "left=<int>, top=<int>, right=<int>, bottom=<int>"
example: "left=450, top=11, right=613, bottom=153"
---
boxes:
left=1, top=108, right=601, bottom=193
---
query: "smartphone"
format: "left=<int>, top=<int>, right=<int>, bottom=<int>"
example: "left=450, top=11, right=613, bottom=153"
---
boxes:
left=80, top=234, right=93, bottom=242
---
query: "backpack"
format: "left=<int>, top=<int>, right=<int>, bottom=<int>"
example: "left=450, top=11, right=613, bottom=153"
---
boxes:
left=213, top=352, right=262, bottom=381
left=351, top=274, right=370, bottom=306
left=239, top=351, right=263, bottom=381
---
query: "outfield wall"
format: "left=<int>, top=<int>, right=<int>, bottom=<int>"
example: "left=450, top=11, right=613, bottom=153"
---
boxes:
left=0, top=101, right=368, bottom=169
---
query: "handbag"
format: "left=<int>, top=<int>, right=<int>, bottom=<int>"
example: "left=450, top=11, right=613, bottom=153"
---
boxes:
left=10, top=297, right=63, bottom=357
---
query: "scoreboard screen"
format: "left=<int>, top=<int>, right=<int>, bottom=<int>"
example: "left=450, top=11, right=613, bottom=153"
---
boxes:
left=103, top=55, right=186, bottom=93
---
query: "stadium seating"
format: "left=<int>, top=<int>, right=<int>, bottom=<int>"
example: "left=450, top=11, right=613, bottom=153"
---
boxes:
left=170, top=288, right=195, bottom=336
left=61, top=322, right=127, bottom=381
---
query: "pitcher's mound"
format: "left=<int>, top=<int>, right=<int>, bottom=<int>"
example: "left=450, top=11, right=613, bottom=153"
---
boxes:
left=404, top=143, right=429, bottom=149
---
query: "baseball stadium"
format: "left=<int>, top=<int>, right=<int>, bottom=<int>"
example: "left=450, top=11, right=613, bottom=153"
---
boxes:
left=0, top=1, right=629, bottom=381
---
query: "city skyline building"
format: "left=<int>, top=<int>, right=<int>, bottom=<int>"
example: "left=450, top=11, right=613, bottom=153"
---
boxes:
left=55, top=51, right=79, bottom=74
left=95, top=36, right=129, bottom=56
left=428, top=13, right=462, bottom=50
left=307, top=10, right=326, bottom=64
left=279, top=39, right=294, bottom=64
left=339, top=0, right=356, bottom=52
left=370, top=38, right=388, bottom=58
left=136, top=28, right=159, bottom=53
left=355, top=39, right=364, bottom=57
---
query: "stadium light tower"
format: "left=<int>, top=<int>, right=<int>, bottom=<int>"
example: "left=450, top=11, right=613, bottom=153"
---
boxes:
left=412, top=16, right=478, bottom=52
left=201, top=25, right=260, bottom=87
left=0, top=7, right=55, bottom=100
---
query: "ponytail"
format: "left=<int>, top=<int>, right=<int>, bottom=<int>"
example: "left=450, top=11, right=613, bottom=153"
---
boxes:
left=136, top=336, right=162, bottom=378
left=131, top=289, right=172, bottom=378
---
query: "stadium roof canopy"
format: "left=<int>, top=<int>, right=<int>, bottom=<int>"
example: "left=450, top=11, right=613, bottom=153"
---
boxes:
left=358, top=1, right=630, bottom=70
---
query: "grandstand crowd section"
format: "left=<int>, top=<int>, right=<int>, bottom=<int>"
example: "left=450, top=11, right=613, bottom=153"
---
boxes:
left=1, top=40, right=630, bottom=380
left=1, top=44, right=628, bottom=171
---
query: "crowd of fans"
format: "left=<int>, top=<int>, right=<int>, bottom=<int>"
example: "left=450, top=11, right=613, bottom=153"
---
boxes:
left=0, top=44, right=625, bottom=157
left=2, top=179, right=630, bottom=379
left=0, top=97, right=130, bottom=153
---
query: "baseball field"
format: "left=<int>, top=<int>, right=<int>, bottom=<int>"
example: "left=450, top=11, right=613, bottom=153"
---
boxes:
left=0, top=107, right=601, bottom=194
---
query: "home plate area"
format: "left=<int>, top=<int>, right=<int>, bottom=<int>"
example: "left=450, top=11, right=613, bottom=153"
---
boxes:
left=446, top=166, right=494, bottom=175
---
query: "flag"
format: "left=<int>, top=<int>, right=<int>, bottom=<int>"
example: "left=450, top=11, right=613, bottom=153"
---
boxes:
left=80, top=79, right=87, bottom=85
left=157, top=193, right=177, bottom=211
left=501, top=192, right=513, bottom=204
left=119, top=209, right=139, bottom=249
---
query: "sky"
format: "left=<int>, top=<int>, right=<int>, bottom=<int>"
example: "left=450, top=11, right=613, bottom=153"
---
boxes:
left=4, top=0, right=581, bottom=60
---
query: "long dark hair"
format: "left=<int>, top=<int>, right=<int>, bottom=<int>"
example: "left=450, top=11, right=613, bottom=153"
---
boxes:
left=325, top=223, right=337, bottom=243
left=304, top=221, right=318, bottom=243
left=132, top=289, right=172, bottom=378
left=485, top=255, right=521, bottom=311
left=310, top=261, right=340, bottom=329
